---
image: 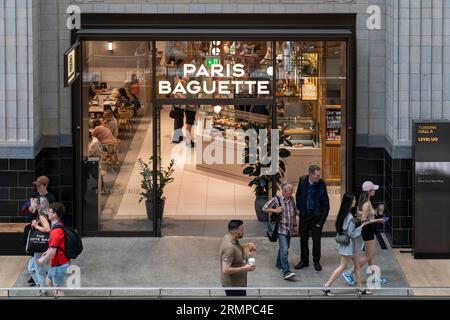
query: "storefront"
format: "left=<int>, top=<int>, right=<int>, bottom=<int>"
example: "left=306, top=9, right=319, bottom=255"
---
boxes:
left=71, top=14, right=356, bottom=236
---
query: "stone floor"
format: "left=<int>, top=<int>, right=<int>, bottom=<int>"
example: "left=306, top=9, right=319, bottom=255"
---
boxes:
left=11, top=235, right=409, bottom=298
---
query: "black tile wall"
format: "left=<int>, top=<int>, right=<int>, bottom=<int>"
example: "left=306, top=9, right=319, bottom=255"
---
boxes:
left=0, top=188, right=9, bottom=200
left=0, top=201, right=20, bottom=216
left=0, top=147, right=74, bottom=223
left=0, top=159, right=9, bottom=170
left=9, top=188, right=27, bottom=200
left=355, top=147, right=413, bottom=248
left=354, top=147, right=385, bottom=207
left=384, top=150, right=413, bottom=248
left=0, top=172, right=18, bottom=188
left=18, top=172, right=35, bottom=187
left=9, top=159, right=26, bottom=171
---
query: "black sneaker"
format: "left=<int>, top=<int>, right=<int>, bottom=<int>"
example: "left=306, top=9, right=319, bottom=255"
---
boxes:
left=294, top=261, right=309, bottom=270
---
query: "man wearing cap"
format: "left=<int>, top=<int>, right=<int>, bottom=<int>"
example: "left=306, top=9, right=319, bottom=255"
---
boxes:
left=295, top=165, right=330, bottom=272
left=32, top=176, right=56, bottom=206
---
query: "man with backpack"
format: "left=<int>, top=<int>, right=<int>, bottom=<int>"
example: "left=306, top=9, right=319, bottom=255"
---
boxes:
left=263, top=182, right=298, bottom=280
left=38, top=202, right=82, bottom=297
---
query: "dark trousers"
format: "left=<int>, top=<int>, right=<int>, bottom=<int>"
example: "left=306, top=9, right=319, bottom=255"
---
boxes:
left=299, top=214, right=323, bottom=263
left=172, top=107, right=184, bottom=141
left=225, top=289, right=246, bottom=296
left=173, top=107, right=184, bottom=130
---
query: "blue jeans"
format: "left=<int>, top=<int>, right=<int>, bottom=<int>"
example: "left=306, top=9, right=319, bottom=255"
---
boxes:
left=276, top=233, right=291, bottom=275
left=47, top=263, right=70, bottom=287
left=27, top=252, right=49, bottom=287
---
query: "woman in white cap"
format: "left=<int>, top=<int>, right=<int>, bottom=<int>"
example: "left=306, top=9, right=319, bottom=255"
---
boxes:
left=342, top=181, right=387, bottom=287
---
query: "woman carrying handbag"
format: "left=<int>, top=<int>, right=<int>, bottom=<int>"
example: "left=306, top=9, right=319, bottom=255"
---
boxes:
left=322, top=193, right=379, bottom=296
left=26, top=198, right=51, bottom=293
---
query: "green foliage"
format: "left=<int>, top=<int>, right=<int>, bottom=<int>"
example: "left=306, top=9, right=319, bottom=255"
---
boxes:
left=241, top=122, right=292, bottom=196
left=138, top=157, right=175, bottom=203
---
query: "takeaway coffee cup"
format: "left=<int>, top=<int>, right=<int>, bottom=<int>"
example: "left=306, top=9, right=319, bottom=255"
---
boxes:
left=248, top=258, right=256, bottom=266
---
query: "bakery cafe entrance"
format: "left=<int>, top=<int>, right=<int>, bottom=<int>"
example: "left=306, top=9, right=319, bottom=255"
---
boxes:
left=73, top=14, right=355, bottom=236
left=155, top=40, right=349, bottom=236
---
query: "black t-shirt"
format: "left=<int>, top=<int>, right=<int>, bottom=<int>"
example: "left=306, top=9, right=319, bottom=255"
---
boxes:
left=32, top=191, right=56, bottom=204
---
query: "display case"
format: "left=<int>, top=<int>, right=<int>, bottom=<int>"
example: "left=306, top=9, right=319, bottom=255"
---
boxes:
left=195, top=105, right=269, bottom=180
left=278, top=117, right=320, bottom=149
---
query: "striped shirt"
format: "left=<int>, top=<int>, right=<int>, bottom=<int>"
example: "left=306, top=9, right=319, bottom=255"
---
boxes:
left=263, top=195, right=298, bottom=236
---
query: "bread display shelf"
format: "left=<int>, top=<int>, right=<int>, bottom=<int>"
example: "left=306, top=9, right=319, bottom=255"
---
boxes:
left=284, top=129, right=316, bottom=135
left=213, top=120, right=241, bottom=128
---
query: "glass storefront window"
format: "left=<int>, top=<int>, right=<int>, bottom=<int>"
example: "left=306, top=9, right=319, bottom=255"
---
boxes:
left=275, top=40, right=347, bottom=187
left=82, top=41, right=153, bottom=233
left=78, top=39, right=348, bottom=235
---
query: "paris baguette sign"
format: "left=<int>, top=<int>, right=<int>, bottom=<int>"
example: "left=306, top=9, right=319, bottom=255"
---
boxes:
left=64, top=42, right=80, bottom=87
left=158, top=63, right=271, bottom=96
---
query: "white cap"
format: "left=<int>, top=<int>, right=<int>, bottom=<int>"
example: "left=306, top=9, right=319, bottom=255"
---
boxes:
left=362, top=181, right=379, bottom=192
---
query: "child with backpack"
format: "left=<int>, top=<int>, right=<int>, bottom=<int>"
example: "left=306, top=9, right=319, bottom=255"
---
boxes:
left=38, top=202, right=83, bottom=297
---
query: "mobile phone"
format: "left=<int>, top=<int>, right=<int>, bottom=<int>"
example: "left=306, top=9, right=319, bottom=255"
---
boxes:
left=383, top=216, right=390, bottom=222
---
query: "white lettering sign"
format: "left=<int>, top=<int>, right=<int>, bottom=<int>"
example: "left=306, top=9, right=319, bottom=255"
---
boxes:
left=158, top=63, right=270, bottom=96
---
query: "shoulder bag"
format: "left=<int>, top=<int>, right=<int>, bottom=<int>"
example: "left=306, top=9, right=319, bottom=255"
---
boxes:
left=266, top=196, right=282, bottom=242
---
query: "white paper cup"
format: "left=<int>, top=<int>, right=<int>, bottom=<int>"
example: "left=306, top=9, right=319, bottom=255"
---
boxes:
left=248, top=258, right=256, bottom=266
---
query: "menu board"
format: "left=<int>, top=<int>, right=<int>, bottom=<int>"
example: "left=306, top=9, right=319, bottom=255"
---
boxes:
left=413, top=121, right=450, bottom=258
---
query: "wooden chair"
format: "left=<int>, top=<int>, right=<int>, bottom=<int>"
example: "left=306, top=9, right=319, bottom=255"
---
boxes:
left=125, top=106, right=134, bottom=130
left=117, top=110, right=129, bottom=137
left=103, top=139, right=120, bottom=170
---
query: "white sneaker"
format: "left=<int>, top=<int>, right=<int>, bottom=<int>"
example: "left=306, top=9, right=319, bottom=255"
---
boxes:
left=283, top=271, right=295, bottom=280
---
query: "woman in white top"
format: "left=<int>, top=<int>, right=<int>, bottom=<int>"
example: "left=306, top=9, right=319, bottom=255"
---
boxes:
left=343, top=181, right=387, bottom=287
left=322, top=193, right=380, bottom=296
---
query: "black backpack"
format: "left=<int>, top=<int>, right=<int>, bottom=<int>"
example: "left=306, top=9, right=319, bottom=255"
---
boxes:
left=52, top=225, right=83, bottom=259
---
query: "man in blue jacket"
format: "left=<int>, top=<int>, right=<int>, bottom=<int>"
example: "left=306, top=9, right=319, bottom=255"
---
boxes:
left=295, top=165, right=330, bottom=271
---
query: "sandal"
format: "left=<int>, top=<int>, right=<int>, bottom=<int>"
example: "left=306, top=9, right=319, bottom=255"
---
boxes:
left=322, top=289, right=334, bottom=297
left=358, top=289, right=373, bottom=296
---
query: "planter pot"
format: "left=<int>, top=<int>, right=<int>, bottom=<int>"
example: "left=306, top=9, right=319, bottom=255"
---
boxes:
left=145, top=199, right=165, bottom=221
left=255, top=195, right=269, bottom=222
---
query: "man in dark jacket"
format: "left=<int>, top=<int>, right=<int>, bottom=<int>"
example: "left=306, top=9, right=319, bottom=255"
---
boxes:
left=294, top=165, right=330, bottom=271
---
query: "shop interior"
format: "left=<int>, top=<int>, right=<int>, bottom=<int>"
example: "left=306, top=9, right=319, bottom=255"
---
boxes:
left=82, top=40, right=347, bottom=234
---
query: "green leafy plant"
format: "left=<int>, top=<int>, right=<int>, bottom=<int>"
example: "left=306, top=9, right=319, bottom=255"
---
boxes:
left=241, top=122, right=292, bottom=196
left=138, top=157, right=175, bottom=203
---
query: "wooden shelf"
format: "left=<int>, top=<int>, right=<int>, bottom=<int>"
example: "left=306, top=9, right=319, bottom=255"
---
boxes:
left=284, top=129, right=316, bottom=135
left=325, top=105, right=342, bottom=110
left=325, top=140, right=341, bottom=145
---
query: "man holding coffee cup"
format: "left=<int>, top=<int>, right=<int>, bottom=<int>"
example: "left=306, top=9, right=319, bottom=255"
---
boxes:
left=219, top=220, right=256, bottom=296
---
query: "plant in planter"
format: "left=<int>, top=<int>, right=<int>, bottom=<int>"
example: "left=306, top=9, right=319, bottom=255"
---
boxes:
left=138, top=156, right=175, bottom=221
left=241, top=122, right=292, bottom=222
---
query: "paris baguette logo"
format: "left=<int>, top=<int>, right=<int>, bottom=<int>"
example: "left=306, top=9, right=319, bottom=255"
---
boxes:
left=158, top=63, right=271, bottom=96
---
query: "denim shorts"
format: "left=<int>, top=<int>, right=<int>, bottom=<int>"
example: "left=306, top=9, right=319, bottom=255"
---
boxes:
left=47, top=263, right=69, bottom=287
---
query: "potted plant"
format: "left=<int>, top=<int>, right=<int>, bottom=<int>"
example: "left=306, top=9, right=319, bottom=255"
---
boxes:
left=241, top=122, right=292, bottom=222
left=138, top=156, right=175, bottom=221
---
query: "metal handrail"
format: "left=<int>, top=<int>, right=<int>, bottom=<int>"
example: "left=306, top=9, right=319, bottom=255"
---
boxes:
left=2, top=286, right=450, bottom=298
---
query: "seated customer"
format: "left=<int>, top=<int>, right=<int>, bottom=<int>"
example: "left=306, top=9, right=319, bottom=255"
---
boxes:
left=88, top=132, right=103, bottom=157
left=92, top=119, right=116, bottom=145
left=103, top=110, right=118, bottom=138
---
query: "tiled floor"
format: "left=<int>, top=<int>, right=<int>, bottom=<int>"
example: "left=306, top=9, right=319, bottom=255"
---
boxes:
left=105, top=106, right=256, bottom=222
left=102, top=106, right=341, bottom=227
